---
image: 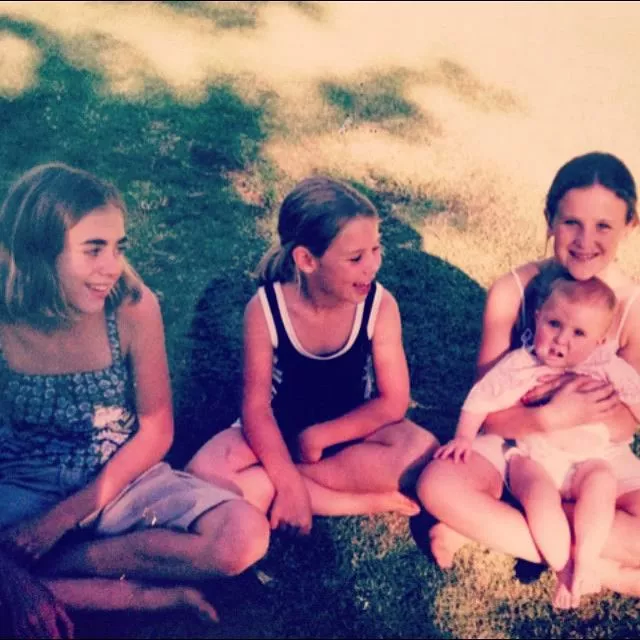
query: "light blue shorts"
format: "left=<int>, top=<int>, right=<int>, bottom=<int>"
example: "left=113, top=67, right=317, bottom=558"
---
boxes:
left=0, top=461, right=242, bottom=535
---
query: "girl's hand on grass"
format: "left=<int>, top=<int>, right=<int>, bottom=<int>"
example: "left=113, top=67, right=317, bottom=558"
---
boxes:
left=1, top=509, right=72, bottom=564
left=270, top=472, right=312, bottom=536
left=434, top=437, right=473, bottom=463
left=0, top=554, right=74, bottom=639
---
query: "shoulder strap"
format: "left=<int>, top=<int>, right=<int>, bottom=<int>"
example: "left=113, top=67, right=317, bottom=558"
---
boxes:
left=258, top=282, right=284, bottom=349
left=616, top=286, right=640, bottom=344
left=106, top=308, right=123, bottom=363
left=510, top=268, right=526, bottom=328
left=364, top=282, right=383, bottom=339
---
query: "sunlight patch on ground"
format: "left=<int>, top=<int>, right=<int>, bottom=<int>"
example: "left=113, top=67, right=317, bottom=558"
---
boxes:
left=3, top=1, right=640, bottom=283
left=0, top=31, right=40, bottom=97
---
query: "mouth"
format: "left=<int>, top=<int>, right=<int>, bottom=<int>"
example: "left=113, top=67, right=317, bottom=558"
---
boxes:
left=353, top=282, right=371, bottom=295
left=547, top=346, right=565, bottom=359
left=569, top=250, right=599, bottom=262
left=86, top=283, right=113, bottom=298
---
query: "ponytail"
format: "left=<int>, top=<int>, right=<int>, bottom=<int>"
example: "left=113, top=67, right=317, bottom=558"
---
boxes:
left=255, top=241, right=297, bottom=285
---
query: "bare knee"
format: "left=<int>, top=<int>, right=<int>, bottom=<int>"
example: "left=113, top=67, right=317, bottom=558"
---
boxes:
left=417, top=455, right=501, bottom=515
left=193, top=500, right=270, bottom=576
left=383, top=420, right=439, bottom=469
left=416, top=459, right=461, bottom=514
left=186, top=428, right=249, bottom=479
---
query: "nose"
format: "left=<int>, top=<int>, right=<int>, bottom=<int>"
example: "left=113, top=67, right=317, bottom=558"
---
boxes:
left=575, top=225, right=594, bottom=249
left=364, top=251, right=381, bottom=278
left=554, top=328, right=570, bottom=345
left=99, top=249, right=123, bottom=278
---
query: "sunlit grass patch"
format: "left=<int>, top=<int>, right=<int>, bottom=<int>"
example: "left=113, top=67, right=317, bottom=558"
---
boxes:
left=0, top=30, right=40, bottom=96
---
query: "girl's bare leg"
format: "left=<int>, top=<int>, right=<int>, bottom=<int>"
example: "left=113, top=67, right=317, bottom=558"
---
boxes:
left=418, top=455, right=640, bottom=597
left=45, top=578, right=218, bottom=622
left=417, top=454, right=543, bottom=564
left=298, top=420, right=438, bottom=495
left=187, top=426, right=420, bottom=517
left=588, top=488, right=640, bottom=596
left=508, top=455, right=571, bottom=571
left=567, top=461, right=617, bottom=607
left=42, top=500, right=270, bottom=581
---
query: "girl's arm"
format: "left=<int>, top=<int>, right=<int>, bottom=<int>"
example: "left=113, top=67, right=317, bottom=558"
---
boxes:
left=241, top=294, right=312, bottom=534
left=298, top=288, right=410, bottom=456
left=609, top=296, right=640, bottom=440
left=2, top=287, right=174, bottom=559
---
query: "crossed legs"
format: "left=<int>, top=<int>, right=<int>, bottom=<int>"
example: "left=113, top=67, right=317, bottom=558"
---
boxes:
left=186, top=421, right=439, bottom=518
left=416, top=453, right=640, bottom=598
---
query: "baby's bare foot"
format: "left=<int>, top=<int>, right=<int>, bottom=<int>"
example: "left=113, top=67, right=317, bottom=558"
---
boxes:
left=429, top=522, right=469, bottom=569
left=181, top=588, right=219, bottom=623
left=571, top=557, right=601, bottom=607
left=553, top=561, right=575, bottom=609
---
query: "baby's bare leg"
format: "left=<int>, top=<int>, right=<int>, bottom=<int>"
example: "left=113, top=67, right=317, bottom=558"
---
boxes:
left=567, top=460, right=617, bottom=607
left=299, top=420, right=438, bottom=494
left=508, top=455, right=571, bottom=571
left=45, top=578, right=218, bottom=622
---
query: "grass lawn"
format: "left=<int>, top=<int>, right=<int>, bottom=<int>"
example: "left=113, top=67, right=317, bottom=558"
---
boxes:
left=1, top=2, right=639, bottom=638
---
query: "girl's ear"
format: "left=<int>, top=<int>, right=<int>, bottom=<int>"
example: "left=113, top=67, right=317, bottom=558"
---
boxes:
left=292, top=245, right=318, bottom=275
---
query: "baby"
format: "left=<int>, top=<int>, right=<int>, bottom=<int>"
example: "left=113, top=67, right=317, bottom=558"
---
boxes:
left=436, top=275, right=640, bottom=608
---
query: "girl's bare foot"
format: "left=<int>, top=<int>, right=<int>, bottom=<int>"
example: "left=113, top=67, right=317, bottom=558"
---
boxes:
left=180, top=587, right=219, bottom=623
left=371, top=492, right=421, bottom=516
left=428, top=522, right=470, bottom=569
left=600, top=559, right=640, bottom=597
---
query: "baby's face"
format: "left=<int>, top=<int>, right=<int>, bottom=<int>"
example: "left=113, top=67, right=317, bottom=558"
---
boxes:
left=534, top=291, right=612, bottom=368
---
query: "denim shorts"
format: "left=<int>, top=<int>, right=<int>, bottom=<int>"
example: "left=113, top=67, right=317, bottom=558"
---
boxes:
left=0, top=460, right=242, bottom=534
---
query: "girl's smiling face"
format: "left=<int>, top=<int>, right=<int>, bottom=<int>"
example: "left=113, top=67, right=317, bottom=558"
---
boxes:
left=56, top=203, right=127, bottom=315
left=312, top=216, right=382, bottom=303
left=551, top=183, right=631, bottom=280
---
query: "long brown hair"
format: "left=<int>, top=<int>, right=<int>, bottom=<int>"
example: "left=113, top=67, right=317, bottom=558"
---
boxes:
left=0, top=162, right=142, bottom=329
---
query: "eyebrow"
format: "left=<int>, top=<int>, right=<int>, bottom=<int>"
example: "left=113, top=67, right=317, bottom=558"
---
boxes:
left=81, top=236, right=129, bottom=247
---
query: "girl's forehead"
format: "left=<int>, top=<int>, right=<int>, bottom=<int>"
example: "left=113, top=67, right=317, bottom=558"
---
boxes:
left=67, top=204, right=125, bottom=240
left=556, top=184, right=627, bottom=222
left=333, top=216, right=380, bottom=242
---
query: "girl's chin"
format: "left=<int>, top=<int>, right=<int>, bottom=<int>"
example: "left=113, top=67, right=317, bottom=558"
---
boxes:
left=564, top=257, right=606, bottom=279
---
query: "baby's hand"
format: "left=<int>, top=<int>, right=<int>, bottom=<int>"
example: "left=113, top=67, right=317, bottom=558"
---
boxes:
left=434, top=437, right=473, bottom=463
